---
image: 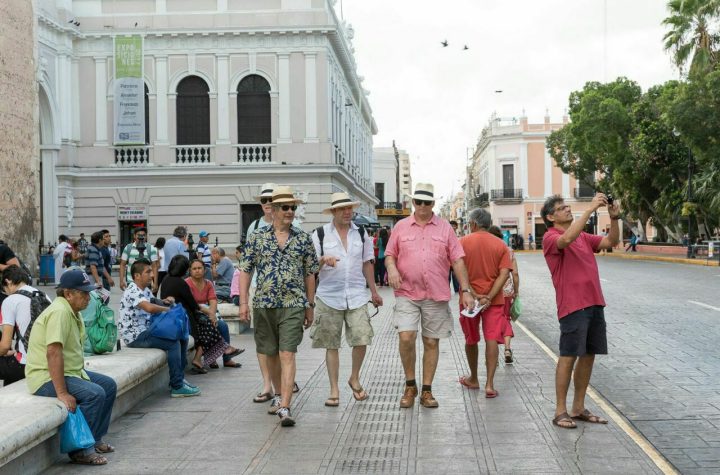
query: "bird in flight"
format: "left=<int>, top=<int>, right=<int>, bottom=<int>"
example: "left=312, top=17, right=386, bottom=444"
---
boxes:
left=463, top=45, right=469, bottom=50
left=441, top=40, right=448, bottom=47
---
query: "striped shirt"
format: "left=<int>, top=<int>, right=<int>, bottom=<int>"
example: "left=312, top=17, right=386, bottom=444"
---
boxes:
left=121, top=242, right=158, bottom=284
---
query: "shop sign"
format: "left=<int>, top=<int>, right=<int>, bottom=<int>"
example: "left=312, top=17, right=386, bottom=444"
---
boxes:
left=118, top=205, right=147, bottom=221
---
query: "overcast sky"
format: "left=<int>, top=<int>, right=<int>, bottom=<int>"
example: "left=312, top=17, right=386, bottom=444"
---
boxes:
left=342, top=0, right=679, bottom=205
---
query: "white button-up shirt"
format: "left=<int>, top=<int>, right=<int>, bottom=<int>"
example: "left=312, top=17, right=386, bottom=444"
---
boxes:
left=312, top=222, right=375, bottom=310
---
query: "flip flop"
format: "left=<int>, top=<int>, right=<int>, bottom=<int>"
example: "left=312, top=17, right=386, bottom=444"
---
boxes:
left=208, top=362, right=219, bottom=369
left=485, top=389, right=499, bottom=398
left=571, top=409, right=608, bottom=424
left=94, top=442, right=115, bottom=454
left=325, top=397, right=340, bottom=407
left=223, top=361, right=242, bottom=368
left=459, top=376, right=480, bottom=389
left=253, top=392, right=272, bottom=403
left=293, top=382, right=300, bottom=393
left=224, top=348, right=244, bottom=359
left=348, top=382, right=369, bottom=401
left=70, top=453, right=108, bottom=465
left=552, top=412, right=577, bottom=429
left=190, top=364, right=208, bottom=374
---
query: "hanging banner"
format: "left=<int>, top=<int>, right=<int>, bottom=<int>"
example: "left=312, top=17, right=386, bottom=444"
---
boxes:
left=114, top=35, right=145, bottom=145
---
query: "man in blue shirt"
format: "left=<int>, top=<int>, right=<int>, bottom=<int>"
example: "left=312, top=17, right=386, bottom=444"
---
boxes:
left=163, top=226, right=190, bottom=269
left=195, top=230, right=213, bottom=280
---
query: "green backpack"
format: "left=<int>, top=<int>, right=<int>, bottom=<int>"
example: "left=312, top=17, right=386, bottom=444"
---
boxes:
left=81, top=292, right=118, bottom=354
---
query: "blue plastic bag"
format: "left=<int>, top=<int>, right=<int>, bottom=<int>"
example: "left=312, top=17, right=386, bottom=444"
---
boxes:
left=149, top=304, right=189, bottom=340
left=60, top=408, right=95, bottom=454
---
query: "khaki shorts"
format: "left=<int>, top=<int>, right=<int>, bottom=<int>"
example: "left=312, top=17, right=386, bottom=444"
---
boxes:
left=310, top=298, right=374, bottom=349
left=254, top=307, right=305, bottom=355
left=393, top=297, right=453, bottom=339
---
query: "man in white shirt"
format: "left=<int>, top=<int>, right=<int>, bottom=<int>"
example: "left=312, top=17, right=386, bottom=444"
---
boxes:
left=310, top=192, right=383, bottom=406
left=0, top=265, right=51, bottom=385
left=52, top=234, right=72, bottom=283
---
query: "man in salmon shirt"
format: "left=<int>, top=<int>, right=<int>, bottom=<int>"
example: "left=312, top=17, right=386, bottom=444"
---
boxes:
left=385, top=183, right=475, bottom=409
left=457, top=208, right=512, bottom=398
left=541, top=193, right=620, bottom=429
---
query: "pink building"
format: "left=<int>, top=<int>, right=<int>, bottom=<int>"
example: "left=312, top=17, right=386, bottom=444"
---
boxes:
left=466, top=112, right=615, bottom=249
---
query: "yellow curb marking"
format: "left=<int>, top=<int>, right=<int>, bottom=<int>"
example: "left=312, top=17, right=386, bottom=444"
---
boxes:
left=516, top=321, right=678, bottom=475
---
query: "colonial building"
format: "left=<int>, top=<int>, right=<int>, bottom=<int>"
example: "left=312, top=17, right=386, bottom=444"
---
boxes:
left=372, top=142, right=412, bottom=228
left=466, top=112, right=615, bottom=248
left=37, top=0, right=377, bottom=248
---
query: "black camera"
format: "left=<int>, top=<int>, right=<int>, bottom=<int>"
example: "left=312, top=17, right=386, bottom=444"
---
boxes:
left=606, top=194, right=614, bottom=205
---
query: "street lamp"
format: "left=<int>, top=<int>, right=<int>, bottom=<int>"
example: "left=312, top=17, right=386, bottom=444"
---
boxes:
left=673, top=128, right=696, bottom=258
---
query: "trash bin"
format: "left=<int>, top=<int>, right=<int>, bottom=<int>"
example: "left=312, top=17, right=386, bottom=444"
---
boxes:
left=39, top=254, right=55, bottom=285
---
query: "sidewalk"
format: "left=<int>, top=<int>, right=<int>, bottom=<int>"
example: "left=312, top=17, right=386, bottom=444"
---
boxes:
left=43, top=289, right=665, bottom=474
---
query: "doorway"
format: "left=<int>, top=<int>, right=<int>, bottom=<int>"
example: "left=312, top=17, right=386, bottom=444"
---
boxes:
left=240, top=204, right=263, bottom=245
left=119, top=221, right=147, bottom=251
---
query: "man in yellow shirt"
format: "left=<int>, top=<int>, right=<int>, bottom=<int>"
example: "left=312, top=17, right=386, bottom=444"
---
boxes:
left=26, top=269, right=117, bottom=466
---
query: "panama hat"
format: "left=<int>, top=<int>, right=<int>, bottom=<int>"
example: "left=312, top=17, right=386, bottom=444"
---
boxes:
left=271, top=185, right=304, bottom=205
left=322, top=192, right=361, bottom=214
left=254, top=183, right=277, bottom=201
left=411, top=183, right=435, bottom=202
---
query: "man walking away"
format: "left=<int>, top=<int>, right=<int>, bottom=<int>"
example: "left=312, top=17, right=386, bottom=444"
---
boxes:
left=85, top=231, right=114, bottom=290
left=53, top=235, right=71, bottom=283
left=540, top=193, right=620, bottom=429
left=311, top=193, right=383, bottom=406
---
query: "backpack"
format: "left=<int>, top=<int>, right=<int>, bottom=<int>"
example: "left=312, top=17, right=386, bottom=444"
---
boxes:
left=315, top=225, right=366, bottom=256
left=82, top=292, right=118, bottom=354
left=14, top=289, right=51, bottom=351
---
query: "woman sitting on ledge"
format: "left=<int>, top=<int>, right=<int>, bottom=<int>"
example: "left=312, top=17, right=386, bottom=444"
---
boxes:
left=160, top=255, right=240, bottom=373
left=186, top=259, right=242, bottom=369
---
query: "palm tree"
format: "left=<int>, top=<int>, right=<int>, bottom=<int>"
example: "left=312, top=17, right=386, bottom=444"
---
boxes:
left=663, top=0, right=720, bottom=76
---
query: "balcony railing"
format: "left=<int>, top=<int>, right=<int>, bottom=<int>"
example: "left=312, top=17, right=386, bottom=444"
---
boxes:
left=236, top=144, right=274, bottom=163
left=375, top=201, right=404, bottom=210
left=574, top=188, right=595, bottom=200
left=334, top=145, right=345, bottom=166
left=115, top=146, right=150, bottom=166
left=174, top=145, right=213, bottom=164
left=490, top=189, right=524, bottom=202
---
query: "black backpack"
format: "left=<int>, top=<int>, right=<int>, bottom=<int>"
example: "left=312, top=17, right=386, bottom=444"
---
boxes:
left=314, top=225, right=366, bottom=256
left=13, top=289, right=51, bottom=350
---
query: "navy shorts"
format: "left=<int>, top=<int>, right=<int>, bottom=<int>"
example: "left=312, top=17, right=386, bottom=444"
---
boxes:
left=558, top=306, right=607, bottom=357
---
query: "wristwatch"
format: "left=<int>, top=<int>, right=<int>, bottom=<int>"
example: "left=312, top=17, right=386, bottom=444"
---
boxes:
left=462, top=289, right=472, bottom=294
left=307, top=302, right=316, bottom=308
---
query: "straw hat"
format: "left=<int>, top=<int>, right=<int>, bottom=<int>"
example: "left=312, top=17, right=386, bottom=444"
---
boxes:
left=271, top=185, right=304, bottom=204
left=411, top=183, right=435, bottom=201
left=254, top=183, right=277, bottom=201
left=322, top=192, right=361, bottom=214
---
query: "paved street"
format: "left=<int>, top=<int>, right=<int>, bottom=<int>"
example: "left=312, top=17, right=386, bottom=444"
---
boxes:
left=42, top=282, right=665, bottom=475
left=516, top=253, right=720, bottom=474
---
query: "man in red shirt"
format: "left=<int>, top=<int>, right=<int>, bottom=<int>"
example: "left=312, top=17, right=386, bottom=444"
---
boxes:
left=458, top=209, right=512, bottom=398
left=541, top=193, right=620, bottom=429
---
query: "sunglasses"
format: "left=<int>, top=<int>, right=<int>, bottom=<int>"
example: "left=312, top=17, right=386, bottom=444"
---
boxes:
left=413, top=200, right=434, bottom=207
left=280, top=205, right=297, bottom=212
left=260, top=198, right=272, bottom=204
left=368, top=301, right=380, bottom=318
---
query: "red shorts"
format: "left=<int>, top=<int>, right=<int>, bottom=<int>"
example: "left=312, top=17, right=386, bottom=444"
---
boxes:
left=459, top=303, right=506, bottom=345
left=502, top=297, right=514, bottom=338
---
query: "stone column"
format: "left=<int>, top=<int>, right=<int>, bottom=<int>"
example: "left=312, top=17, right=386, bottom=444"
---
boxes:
left=304, top=52, right=318, bottom=143
left=94, top=56, right=108, bottom=145
left=278, top=54, right=291, bottom=143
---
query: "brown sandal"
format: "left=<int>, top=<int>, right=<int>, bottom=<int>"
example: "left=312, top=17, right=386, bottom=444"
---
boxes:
left=552, top=412, right=577, bottom=429
left=348, top=382, right=369, bottom=401
left=94, top=442, right=115, bottom=453
left=325, top=397, right=340, bottom=407
left=70, top=452, right=108, bottom=465
left=571, top=409, right=608, bottom=424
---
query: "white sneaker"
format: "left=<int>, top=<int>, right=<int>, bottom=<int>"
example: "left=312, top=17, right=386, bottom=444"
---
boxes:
left=267, top=395, right=282, bottom=414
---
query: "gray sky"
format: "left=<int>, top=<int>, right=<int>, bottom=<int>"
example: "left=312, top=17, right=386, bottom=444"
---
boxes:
left=342, top=0, right=679, bottom=204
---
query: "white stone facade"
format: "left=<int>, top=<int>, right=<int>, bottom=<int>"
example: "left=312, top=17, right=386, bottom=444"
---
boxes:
left=36, top=0, right=377, bottom=248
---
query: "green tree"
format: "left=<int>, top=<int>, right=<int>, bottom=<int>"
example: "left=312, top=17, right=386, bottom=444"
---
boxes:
left=663, top=0, right=720, bottom=77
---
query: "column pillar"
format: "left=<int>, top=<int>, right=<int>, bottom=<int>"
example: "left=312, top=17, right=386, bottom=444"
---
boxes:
left=94, top=57, right=108, bottom=145
left=41, top=148, right=60, bottom=244
left=562, top=173, right=570, bottom=198
left=520, top=143, right=529, bottom=198
left=155, top=56, right=168, bottom=144
left=544, top=149, right=552, bottom=197
left=216, top=54, right=230, bottom=144
left=304, top=52, right=318, bottom=143
left=59, top=54, right=72, bottom=141
left=278, top=53, right=291, bottom=143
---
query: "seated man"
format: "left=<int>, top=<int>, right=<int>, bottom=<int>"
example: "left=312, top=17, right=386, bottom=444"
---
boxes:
left=118, top=260, right=200, bottom=397
left=211, top=247, right=234, bottom=302
left=26, top=269, right=117, bottom=466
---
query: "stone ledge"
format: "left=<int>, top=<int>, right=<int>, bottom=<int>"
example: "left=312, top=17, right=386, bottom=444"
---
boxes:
left=0, top=348, right=170, bottom=474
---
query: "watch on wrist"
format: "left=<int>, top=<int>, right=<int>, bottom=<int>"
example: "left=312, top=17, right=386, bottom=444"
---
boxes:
left=307, top=302, right=316, bottom=308
left=462, top=289, right=472, bottom=294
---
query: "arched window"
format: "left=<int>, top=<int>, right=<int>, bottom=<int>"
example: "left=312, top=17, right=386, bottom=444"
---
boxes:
left=176, top=76, right=210, bottom=145
left=144, top=83, right=150, bottom=145
left=176, top=76, right=210, bottom=163
left=237, top=75, right=271, bottom=144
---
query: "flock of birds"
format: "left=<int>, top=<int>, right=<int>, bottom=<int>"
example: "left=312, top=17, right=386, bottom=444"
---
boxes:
left=441, top=40, right=469, bottom=50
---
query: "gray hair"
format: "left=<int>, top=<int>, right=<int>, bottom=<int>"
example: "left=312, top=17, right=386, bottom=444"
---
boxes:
left=212, top=247, right=226, bottom=256
left=468, top=208, right=492, bottom=230
left=173, top=226, right=187, bottom=238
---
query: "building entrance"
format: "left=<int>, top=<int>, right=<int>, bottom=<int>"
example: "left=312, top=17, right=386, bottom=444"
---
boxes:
left=240, top=204, right=263, bottom=245
left=119, top=221, right=147, bottom=251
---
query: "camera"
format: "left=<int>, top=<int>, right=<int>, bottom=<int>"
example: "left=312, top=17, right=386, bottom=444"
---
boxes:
left=606, top=194, right=614, bottom=205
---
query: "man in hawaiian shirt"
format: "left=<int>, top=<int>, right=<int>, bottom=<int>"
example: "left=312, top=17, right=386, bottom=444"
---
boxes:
left=238, top=185, right=319, bottom=427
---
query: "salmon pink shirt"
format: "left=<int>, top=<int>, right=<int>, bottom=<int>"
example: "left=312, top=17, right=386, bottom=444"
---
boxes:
left=384, top=214, right=465, bottom=302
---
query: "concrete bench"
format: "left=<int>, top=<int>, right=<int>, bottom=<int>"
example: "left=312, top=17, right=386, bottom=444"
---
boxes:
left=0, top=348, right=171, bottom=474
left=218, top=303, right=251, bottom=334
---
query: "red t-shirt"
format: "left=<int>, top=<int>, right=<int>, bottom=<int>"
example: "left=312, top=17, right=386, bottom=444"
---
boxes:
left=542, top=227, right=606, bottom=319
left=185, top=278, right=217, bottom=305
left=460, top=231, right=513, bottom=306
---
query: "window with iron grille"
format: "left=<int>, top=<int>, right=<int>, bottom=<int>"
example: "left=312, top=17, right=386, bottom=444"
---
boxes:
left=237, top=75, right=271, bottom=144
left=176, top=76, right=210, bottom=145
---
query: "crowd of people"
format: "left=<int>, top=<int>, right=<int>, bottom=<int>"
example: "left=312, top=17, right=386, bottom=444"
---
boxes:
left=0, top=181, right=620, bottom=465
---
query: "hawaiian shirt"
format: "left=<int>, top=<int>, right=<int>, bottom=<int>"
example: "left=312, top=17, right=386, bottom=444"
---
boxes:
left=118, top=282, right=153, bottom=344
left=239, top=225, right=319, bottom=308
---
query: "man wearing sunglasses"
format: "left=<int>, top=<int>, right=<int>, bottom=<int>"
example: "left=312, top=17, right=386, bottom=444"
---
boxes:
left=385, top=183, right=475, bottom=409
left=541, top=193, right=620, bottom=429
left=119, top=227, right=158, bottom=293
left=310, top=192, right=383, bottom=407
left=238, top=186, right=319, bottom=427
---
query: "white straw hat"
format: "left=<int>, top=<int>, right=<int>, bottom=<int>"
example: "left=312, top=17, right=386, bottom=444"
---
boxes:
left=254, top=183, right=277, bottom=201
left=322, top=192, right=361, bottom=214
left=411, top=183, right=435, bottom=201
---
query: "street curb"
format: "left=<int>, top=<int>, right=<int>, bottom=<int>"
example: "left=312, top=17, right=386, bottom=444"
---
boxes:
left=602, top=252, right=719, bottom=266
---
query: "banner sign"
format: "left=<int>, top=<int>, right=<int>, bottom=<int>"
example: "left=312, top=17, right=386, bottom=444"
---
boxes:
left=117, top=205, right=147, bottom=221
left=114, top=35, right=145, bottom=145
